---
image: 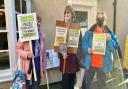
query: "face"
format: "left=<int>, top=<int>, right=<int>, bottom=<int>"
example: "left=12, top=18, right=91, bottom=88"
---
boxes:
left=96, top=13, right=105, bottom=27
left=64, top=10, right=72, bottom=22
left=97, top=13, right=104, bottom=19
left=37, top=18, right=41, bottom=27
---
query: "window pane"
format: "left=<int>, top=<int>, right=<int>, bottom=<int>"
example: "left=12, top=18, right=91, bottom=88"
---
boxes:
left=15, top=0, right=26, bottom=31
left=75, top=11, right=88, bottom=28
left=15, top=0, right=26, bottom=13
left=0, top=33, right=8, bottom=50
left=0, top=52, right=9, bottom=70
left=17, top=32, right=19, bottom=41
left=0, top=0, right=6, bottom=29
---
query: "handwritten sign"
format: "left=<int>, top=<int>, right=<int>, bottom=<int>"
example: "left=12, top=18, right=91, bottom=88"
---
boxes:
left=17, top=13, right=39, bottom=41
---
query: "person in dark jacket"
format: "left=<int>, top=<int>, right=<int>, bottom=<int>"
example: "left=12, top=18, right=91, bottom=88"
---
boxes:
left=58, top=5, right=80, bottom=89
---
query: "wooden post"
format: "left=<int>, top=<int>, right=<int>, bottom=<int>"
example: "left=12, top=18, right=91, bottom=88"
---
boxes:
left=29, top=41, right=37, bottom=81
left=63, top=58, right=66, bottom=74
left=45, top=70, right=50, bottom=89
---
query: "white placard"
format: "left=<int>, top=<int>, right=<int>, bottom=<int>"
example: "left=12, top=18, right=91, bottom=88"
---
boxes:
left=17, top=13, right=39, bottom=41
left=46, top=49, right=59, bottom=69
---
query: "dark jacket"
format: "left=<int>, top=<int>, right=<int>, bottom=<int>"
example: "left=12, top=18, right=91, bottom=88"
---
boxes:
left=59, top=53, right=79, bottom=73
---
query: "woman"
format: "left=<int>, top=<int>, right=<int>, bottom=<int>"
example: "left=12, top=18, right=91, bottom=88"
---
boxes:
left=16, top=16, right=46, bottom=89
left=59, top=5, right=80, bottom=89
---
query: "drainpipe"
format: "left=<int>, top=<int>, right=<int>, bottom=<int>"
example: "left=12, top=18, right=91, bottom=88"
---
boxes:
left=113, top=0, right=122, bottom=58
left=113, top=0, right=117, bottom=34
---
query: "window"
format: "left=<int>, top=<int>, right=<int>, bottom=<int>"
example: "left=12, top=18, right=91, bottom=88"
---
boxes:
left=75, top=11, right=88, bottom=28
left=0, top=0, right=26, bottom=70
left=15, top=0, right=26, bottom=14
left=0, top=0, right=29, bottom=83
left=0, top=0, right=9, bottom=70
left=15, top=0, right=26, bottom=41
left=75, top=11, right=88, bottom=36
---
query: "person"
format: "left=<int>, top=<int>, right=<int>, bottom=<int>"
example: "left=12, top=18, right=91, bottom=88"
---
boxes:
left=81, top=12, right=118, bottom=89
left=16, top=15, right=47, bottom=89
left=58, top=5, right=80, bottom=89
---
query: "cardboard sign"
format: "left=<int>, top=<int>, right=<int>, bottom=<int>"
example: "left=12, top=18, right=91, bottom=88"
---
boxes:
left=54, top=20, right=80, bottom=54
left=54, top=26, right=67, bottom=46
left=17, top=13, right=39, bottom=41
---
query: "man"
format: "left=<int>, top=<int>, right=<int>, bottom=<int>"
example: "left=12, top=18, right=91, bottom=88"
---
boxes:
left=81, top=12, right=118, bottom=89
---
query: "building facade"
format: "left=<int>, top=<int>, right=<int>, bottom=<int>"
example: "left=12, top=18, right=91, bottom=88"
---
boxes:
left=0, top=0, right=97, bottom=85
left=98, top=0, right=128, bottom=56
left=1, top=0, right=128, bottom=88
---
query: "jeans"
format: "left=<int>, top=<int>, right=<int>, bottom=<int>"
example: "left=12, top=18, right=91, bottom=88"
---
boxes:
left=82, top=66, right=107, bottom=89
left=61, top=73, right=76, bottom=89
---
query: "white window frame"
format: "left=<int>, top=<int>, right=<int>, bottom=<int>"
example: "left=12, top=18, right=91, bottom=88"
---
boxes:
left=68, top=0, right=97, bottom=27
left=0, top=0, right=18, bottom=83
left=0, top=0, right=32, bottom=83
left=0, top=0, right=17, bottom=83
left=68, top=0, right=97, bottom=35
left=73, top=5, right=97, bottom=28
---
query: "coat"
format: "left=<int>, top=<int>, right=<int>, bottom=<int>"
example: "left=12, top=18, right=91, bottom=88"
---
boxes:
left=59, top=33, right=82, bottom=73
left=59, top=53, right=80, bottom=73
left=16, top=31, right=47, bottom=80
left=82, top=25, right=118, bottom=73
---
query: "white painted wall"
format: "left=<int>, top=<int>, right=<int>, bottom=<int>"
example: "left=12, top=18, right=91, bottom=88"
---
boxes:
left=97, top=0, right=114, bottom=30
left=116, top=0, right=128, bottom=55
left=31, top=0, right=98, bottom=84
left=32, top=0, right=67, bottom=49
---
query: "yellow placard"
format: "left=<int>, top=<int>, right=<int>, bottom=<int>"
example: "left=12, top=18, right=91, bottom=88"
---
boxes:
left=123, top=35, right=128, bottom=69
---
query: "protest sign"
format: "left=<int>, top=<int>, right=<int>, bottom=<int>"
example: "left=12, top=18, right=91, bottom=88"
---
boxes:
left=54, top=20, right=80, bottom=54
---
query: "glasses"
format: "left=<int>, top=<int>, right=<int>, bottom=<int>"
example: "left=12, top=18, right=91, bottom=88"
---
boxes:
left=64, top=11, right=71, bottom=14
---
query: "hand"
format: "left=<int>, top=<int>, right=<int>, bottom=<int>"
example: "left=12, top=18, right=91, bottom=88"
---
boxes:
left=40, top=70, right=45, bottom=79
left=62, top=53, right=68, bottom=59
left=27, top=52, right=34, bottom=59
left=105, top=33, right=111, bottom=40
left=88, top=48, right=93, bottom=54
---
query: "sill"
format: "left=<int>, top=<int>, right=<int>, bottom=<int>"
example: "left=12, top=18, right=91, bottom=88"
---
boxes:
left=0, top=69, right=13, bottom=83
